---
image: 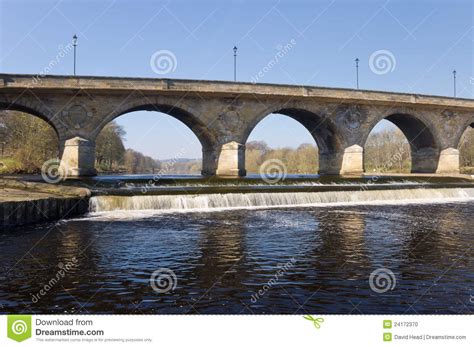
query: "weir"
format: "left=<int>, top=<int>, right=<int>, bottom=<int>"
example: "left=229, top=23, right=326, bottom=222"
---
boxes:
left=89, top=187, right=474, bottom=213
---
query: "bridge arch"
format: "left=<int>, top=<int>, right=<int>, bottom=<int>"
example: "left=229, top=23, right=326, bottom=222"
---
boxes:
left=93, top=102, right=216, bottom=149
left=363, top=112, right=440, bottom=173
left=454, top=119, right=474, bottom=149
left=0, top=100, right=60, bottom=138
left=243, top=107, right=341, bottom=153
left=0, top=108, right=60, bottom=174
left=93, top=102, right=218, bottom=176
left=457, top=121, right=474, bottom=173
left=241, top=107, right=344, bottom=175
left=245, top=113, right=319, bottom=174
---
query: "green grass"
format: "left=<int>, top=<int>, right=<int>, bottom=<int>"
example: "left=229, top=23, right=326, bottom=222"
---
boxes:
left=0, top=158, right=23, bottom=174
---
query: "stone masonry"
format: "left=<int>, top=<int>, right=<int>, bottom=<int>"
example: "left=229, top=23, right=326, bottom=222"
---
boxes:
left=1, top=74, right=473, bottom=177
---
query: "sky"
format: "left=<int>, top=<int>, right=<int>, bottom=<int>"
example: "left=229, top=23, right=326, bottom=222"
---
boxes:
left=0, top=0, right=472, bottom=159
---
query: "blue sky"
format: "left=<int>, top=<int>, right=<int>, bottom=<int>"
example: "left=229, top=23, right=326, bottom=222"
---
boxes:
left=1, top=0, right=472, bottom=159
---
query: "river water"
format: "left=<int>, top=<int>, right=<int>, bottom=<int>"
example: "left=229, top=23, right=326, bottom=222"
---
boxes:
left=0, top=194, right=473, bottom=314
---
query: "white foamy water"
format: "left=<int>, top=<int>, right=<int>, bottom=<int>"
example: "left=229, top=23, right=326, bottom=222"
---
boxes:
left=84, top=188, right=474, bottom=220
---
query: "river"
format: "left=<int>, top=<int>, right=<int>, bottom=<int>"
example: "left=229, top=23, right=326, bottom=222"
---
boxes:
left=0, top=179, right=473, bottom=314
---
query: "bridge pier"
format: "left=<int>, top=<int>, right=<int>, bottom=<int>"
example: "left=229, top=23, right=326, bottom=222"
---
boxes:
left=60, top=137, right=97, bottom=177
left=411, top=147, right=439, bottom=173
left=202, top=147, right=218, bottom=176
left=436, top=147, right=460, bottom=174
left=319, top=145, right=364, bottom=175
left=215, top=141, right=246, bottom=177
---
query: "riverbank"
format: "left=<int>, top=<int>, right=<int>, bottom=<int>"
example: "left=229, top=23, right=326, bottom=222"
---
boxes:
left=0, top=178, right=91, bottom=229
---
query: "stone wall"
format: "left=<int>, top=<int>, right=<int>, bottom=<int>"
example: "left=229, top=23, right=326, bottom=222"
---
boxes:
left=1, top=197, right=89, bottom=229
left=0, top=179, right=91, bottom=229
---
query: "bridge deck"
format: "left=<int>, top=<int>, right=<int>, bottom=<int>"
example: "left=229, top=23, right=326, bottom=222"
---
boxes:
left=1, top=73, right=473, bottom=110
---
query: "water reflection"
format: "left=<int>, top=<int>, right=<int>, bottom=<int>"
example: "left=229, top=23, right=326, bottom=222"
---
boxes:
left=0, top=203, right=472, bottom=314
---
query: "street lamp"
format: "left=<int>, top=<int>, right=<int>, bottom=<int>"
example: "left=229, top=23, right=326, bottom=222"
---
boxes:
left=233, top=46, right=238, bottom=82
left=453, top=69, right=457, bottom=97
left=355, top=58, right=360, bottom=89
left=73, top=34, right=78, bottom=76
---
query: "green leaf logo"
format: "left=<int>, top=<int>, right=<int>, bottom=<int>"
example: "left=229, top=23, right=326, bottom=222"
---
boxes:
left=7, top=315, right=32, bottom=342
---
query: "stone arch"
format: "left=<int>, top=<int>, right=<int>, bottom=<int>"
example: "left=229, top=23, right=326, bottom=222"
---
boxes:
left=93, top=101, right=218, bottom=176
left=93, top=102, right=216, bottom=150
left=241, top=106, right=345, bottom=175
left=0, top=102, right=61, bottom=173
left=243, top=107, right=341, bottom=153
left=245, top=113, right=319, bottom=175
left=457, top=120, right=474, bottom=173
left=0, top=100, right=60, bottom=138
left=363, top=112, right=440, bottom=173
left=455, top=119, right=474, bottom=149
left=363, top=112, right=439, bottom=150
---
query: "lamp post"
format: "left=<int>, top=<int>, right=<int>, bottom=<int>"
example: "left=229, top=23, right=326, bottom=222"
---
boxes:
left=355, top=58, right=359, bottom=89
left=73, top=34, right=78, bottom=76
left=233, top=46, right=237, bottom=82
left=453, top=69, right=457, bottom=97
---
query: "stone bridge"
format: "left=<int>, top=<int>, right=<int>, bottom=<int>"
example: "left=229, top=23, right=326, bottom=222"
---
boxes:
left=1, top=73, right=473, bottom=177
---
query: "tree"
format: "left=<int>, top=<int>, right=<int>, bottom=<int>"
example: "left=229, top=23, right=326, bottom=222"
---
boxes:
left=459, top=127, right=474, bottom=173
left=0, top=111, right=58, bottom=173
left=364, top=128, right=411, bottom=173
left=245, top=141, right=318, bottom=174
left=95, top=122, right=126, bottom=171
left=0, top=111, right=159, bottom=175
left=122, top=149, right=158, bottom=174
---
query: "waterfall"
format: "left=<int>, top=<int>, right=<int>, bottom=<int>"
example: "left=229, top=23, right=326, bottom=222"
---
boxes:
left=89, top=187, right=474, bottom=213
